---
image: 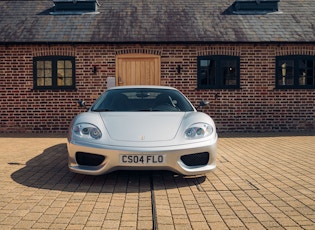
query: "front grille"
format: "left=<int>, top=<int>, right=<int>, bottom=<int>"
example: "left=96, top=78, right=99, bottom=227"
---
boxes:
left=180, top=152, right=209, bottom=167
left=76, top=152, right=105, bottom=166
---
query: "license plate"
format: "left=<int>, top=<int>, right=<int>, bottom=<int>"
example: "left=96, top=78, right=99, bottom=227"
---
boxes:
left=120, top=154, right=165, bottom=164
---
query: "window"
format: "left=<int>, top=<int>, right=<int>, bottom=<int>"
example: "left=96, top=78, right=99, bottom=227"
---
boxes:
left=50, top=0, right=100, bottom=15
left=232, top=0, right=279, bottom=15
left=33, top=56, right=75, bottom=90
left=197, top=55, right=240, bottom=89
left=276, top=56, right=315, bottom=89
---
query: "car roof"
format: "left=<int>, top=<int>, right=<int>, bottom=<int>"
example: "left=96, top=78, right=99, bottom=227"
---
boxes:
left=107, top=85, right=178, bottom=91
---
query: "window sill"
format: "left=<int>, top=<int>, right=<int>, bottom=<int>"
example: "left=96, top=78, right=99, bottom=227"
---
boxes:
left=31, top=87, right=77, bottom=92
left=196, top=87, right=242, bottom=90
left=274, top=87, right=315, bottom=90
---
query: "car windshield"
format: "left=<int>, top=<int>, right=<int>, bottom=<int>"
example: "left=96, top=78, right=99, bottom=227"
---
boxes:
left=91, top=88, right=195, bottom=112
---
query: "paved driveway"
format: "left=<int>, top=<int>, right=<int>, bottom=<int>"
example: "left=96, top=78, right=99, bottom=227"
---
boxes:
left=0, top=133, right=314, bottom=229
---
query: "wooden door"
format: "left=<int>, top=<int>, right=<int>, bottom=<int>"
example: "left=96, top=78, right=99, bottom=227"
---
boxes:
left=116, top=54, right=160, bottom=86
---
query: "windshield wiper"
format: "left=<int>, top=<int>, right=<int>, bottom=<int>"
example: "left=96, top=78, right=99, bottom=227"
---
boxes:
left=91, top=109, right=113, bottom=112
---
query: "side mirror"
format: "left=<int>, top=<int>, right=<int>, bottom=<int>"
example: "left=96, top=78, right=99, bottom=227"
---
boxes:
left=196, top=100, right=209, bottom=110
left=78, top=100, right=87, bottom=108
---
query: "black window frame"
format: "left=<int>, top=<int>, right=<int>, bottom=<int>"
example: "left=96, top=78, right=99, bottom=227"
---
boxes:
left=33, top=56, right=76, bottom=90
left=197, top=55, right=240, bottom=89
left=276, top=55, right=315, bottom=89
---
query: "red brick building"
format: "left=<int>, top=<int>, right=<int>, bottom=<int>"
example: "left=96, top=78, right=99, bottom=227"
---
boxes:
left=1, top=0, right=315, bottom=133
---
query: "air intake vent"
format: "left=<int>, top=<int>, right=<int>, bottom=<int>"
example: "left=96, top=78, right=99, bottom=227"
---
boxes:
left=232, top=0, right=280, bottom=15
left=50, top=0, right=100, bottom=15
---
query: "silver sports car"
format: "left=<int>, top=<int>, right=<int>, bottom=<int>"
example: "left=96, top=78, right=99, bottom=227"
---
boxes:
left=67, top=86, right=217, bottom=175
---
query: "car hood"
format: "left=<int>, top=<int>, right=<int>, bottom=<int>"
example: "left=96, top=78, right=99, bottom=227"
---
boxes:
left=99, top=112, right=185, bottom=142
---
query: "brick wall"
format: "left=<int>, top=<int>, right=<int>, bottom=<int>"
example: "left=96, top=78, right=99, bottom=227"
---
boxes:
left=0, top=43, right=314, bottom=133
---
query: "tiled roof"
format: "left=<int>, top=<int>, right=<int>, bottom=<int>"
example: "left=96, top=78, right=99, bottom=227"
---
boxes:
left=0, top=0, right=315, bottom=43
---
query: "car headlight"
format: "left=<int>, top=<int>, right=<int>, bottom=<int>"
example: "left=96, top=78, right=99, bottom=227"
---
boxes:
left=73, top=123, right=102, bottom=139
left=185, top=123, right=213, bottom=139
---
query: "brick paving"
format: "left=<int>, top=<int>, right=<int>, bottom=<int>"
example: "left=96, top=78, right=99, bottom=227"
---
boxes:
left=0, top=133, right=314, bottom=229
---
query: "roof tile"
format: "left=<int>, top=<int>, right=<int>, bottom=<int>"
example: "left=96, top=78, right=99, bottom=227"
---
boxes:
left=0, top=0, right=315, bottom=43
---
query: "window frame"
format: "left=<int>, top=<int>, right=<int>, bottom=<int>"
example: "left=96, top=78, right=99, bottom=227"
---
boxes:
left=197, top=55, right=240, bottom=89
left=33, top=56, right=76, bottom=90
left=276, top=55, right=315, bottom=89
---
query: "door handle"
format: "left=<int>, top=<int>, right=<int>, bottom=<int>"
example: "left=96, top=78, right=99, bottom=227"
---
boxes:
left=118, top=76, right=123, bottom=85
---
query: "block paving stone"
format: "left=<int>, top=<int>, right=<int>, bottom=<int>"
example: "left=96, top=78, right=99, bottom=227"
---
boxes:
left=0, top=133, right=314, bottom=229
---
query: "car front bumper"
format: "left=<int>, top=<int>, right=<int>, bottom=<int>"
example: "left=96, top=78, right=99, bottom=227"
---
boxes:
left=67, top=135, right=217, bottom=176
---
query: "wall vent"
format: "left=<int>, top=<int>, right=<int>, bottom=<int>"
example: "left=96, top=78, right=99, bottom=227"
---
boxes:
left=50, top=0, right=100, bottom=15
left=231, top=0, right=280, bottom=15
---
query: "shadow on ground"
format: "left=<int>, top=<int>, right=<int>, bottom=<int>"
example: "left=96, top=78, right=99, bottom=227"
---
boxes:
left=11, top=143, right=205, bottom=193
left=218, top=131, right=315, bottom=138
